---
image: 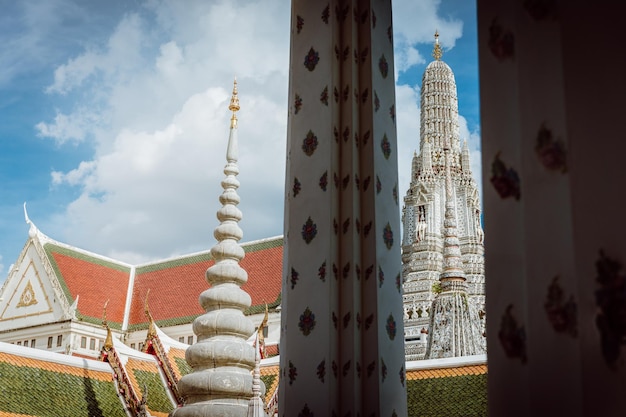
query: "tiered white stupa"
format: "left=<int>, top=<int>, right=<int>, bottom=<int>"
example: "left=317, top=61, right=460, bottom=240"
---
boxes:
left=173, top=80, right=257, bottom=416
left=401, top=32, right=486, bottom=360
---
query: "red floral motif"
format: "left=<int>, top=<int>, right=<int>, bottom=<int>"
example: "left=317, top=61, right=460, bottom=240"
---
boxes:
left=378, top=55, right=389, bottom=79
left=498, top=304, right=527, bottom=363
left=383, top=222, right=393, bottom=249
left=301, top=216, right=317, bottom=244
left=290, top=267, right=299, bottom=289
left=395, top=273, right=402, bottom=293
left=319, top=171, right=328, bottom=191
left=381, top=358, right=387, bottom=381
left=386, top=313, right=397, bottom=340
left=399, top=365, right=405, bottom=387
left=389, top=104, right=395, bottom=123
left=318, top=261, right=326, bottom=282
left=378, top=266, right=385, bottom=288
left=321, top=4, right=330, bottom=23
left=342, top=360, right=351, bottom=377
left=332, top=263, right=338, bottom=280
left=304, top=47, right=320, bottom=71
left=535, top=122, right=567, bottom=173
left=320, top=86, right=329, bottom=105
left=363, top=130, right=370, bottom=145
left=343, top=312, right=351, bottom=328
left=364, top=264, right=374, bottom=280
left=380, top=134, right=391, bottom=159
left=374, top=91, right=380, bottom=112
left=490, top=152, right=520, bottom=200
left=342, top=262, right=350, bottom=279
left=294, top=94, right=302, bottom=114
left=302, top=130, right=318, bottom=156
left=488, top=18, right=515, bottom=61
left=363, top=176, right=371, bottom=191
left=296, top=15, right=304, bottom=34
left=594, top=250, right=626, bottom=368
left=544, top=276, right=577, bottom=337
left=293, top=177, right=301, bottom=197
left=376, top=175, right=381, bottom=194
left=317, top=359, right=326, bottom=382
left=288, top=360, right=298, bottom=385
left=298, top=307, right=316, bottom=336
left=393, top=183, right=398, bottom=205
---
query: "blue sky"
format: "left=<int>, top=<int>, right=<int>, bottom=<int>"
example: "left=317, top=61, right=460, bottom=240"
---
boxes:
left=0, top=0, right=480, bottom=279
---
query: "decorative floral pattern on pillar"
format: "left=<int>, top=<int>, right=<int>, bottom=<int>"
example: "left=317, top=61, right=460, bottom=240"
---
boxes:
left=488, top=18, right=515, bottom=61
left=378, top=266, right=385, bottom=288
left=490, top=152, right=520, bottom=200
left=383, top=223, right=393, bottom=249
left=316, top=359, right=326, bottom=382
left=318, top=261, right=326, bottom=282
left=304, top=47, right=320, bottom=71
left=289, top=360, right=298, bottom=385
left=389, top=104, right=395, bottom=123
left=320, top=86, right=329, bottom=105
left=291, top=267, right=300, bottom=290
left=319, top=171, right=328, bottom=191
left=381, top=358, right=387, bottom=382
left=535, top=122, right=567, bottom=173
left=301, top=217, right=318, bottom=243
left=386, top=314, right=397, bottom=340
left=294, top=94, right=303, bottom=114
left=298, top=307, right=316, bottom=336
left=544, top=276, right=577, bottom=337
left=374, top=91, right=380, bottom=112
left=378, top=55, right=388, bottom=78
left=293, top=177, right=301, bottom=197
left=594, top=250, right=626, bottom=368
left=296, top=16, right=304, bottom=34
left=399, top=365, right=405, bottom=387
left=321, top=5, right=330, bottom=23
left=498, top=304, right=527, bottom=363
left=302, top=130, right=319, bottom=156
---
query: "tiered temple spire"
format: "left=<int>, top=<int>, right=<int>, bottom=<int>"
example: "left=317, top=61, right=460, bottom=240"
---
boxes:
left=402, top=32, right=486, bottom=360
left=172, top=80, right=256, bottom=417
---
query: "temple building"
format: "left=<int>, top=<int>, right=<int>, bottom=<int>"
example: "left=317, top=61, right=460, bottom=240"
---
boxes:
left=401, top=33, right=486, bottom=360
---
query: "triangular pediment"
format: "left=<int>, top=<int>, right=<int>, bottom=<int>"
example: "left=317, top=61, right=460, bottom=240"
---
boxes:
left=0, top=240, right=66, bottom=331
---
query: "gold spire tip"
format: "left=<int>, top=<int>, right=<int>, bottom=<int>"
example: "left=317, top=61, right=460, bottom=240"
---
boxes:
left=433, top=30, right=443, bottom=61
left=229, top=78, right=240, bottom=113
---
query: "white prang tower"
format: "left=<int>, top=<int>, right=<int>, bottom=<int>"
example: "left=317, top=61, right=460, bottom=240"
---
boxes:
left=401, top=32, right=486, bottom=360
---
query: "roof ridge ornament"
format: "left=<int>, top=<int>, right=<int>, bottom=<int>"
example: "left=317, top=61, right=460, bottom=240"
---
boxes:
left=433, top=30, right=443, bottom=61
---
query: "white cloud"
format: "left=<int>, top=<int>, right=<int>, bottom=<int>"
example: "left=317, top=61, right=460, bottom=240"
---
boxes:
left=392, top=0, right=464, bottom=74
left=34, top=0, right=477, bottom=264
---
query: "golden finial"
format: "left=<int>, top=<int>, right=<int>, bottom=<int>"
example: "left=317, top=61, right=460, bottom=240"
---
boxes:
left=433, top=30, right=443, bottom=61
left=144, top=290, right=157, bottom=338
left=102, top=299, right=113, bottom=351
left=229, top=77, right=240, bottom=129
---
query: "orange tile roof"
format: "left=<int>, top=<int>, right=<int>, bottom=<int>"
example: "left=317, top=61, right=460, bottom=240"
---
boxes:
left=166, top=347, right=190, bottom=380
left=0, top=351, right=112, bottom=381
left=260, top=364, right=280, bottom=405
left=406, top=363, right=487, bottom=380
left=129, top=240, right=283, bottom=328
left=45, top=244, right=130, bottom=327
